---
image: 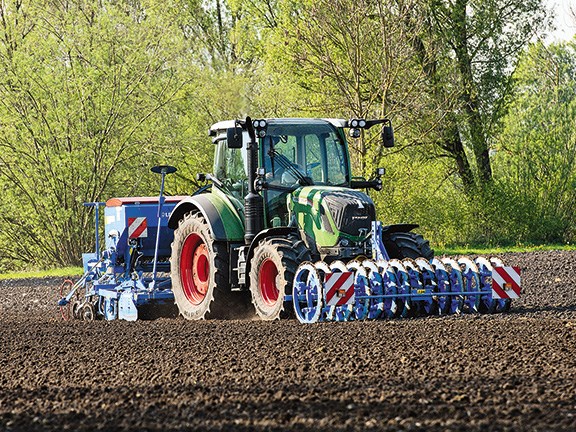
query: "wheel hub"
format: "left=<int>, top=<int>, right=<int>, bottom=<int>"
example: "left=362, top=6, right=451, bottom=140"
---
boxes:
left=259, top=258, right=279, bottom=306
left=180, top=233, right=210, bottom=305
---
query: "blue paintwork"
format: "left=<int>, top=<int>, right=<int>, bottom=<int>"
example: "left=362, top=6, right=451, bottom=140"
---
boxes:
left=104, top=198, right=180, bottom=267
left=59, top=194, right=181, bottom=321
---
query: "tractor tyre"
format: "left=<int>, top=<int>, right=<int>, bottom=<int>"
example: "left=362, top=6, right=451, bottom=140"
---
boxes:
left=384, top=231, right=434, bottom=260
left=249, top=236, right=311, bottom=320
left=170, top=212, right=231, bottom=320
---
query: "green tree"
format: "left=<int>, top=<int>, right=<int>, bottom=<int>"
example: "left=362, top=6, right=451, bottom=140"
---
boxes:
left=0, top=0, right=193, bottom=270
left=252, top=0, right=548, bottom=191
left=420, top=0, right=549, bottom=191
left=491, top=41, right=576, bottom=243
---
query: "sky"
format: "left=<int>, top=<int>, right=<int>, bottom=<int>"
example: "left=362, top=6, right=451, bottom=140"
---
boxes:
left=546, top=0, right=576, bottom=42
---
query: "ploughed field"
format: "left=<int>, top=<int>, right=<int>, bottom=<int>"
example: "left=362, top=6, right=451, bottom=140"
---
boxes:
left=1, top=250, right=576, bottom=431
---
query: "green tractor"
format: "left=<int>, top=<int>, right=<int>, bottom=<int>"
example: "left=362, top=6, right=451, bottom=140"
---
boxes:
left=167, top=117, right=434, bottom=320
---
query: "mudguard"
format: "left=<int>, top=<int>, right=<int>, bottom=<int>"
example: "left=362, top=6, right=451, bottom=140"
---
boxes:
left=245, top=227, right=300, bottom=277
left=167, top=192, right=244, bottom=241
left=380, top=223, right=419, bottom=236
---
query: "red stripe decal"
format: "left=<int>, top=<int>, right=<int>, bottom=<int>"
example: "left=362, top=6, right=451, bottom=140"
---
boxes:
left=495, top=267, right=521, bottom=296
left=336, top=278, right=355, bottom=305
left=129, top=218, right=148, bottom=238
left=491, top=282, right=508, bottom=299
left=325, top=273, right=349, bottom=302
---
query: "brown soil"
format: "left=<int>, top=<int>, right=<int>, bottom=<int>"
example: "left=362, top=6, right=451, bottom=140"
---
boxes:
left=1, top=251, right=576, bottom=431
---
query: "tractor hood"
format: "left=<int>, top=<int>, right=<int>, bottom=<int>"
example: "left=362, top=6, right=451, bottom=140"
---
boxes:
left=290, top=186, right=376, bottom=248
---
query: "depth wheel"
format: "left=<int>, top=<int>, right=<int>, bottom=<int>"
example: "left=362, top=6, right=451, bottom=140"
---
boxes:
left=293, top=262, right=323, bottom=323
left=81, top=303, right=95, bottom=321
left=171, top=212, right=230, bottom=320
left=58, top=279, right=81, bottom=321
left=250, top=236, right=310, bottom=320
left=58, top=279, right=74, bottom=320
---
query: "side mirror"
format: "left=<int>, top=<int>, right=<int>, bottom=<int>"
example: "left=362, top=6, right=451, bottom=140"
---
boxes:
left=381, top=124, right=394, bottom=148
left=226, top=127, right=243, bottom=149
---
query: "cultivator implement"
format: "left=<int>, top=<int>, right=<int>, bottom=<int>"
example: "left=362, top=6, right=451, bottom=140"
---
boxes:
left=292, top=254, right=521, bottom=323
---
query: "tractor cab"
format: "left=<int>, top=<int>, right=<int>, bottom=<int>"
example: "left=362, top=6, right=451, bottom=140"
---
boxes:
left=260, top=119, right=349, bottom=188
left=210, top=118, right=384, bottom=228
left=207, top=117, right=393, bottom=259
left=258, top=119, right=351, bottom=227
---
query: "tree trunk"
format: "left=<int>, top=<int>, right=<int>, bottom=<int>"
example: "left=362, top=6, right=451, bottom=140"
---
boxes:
left=452, top=0, right=492, bottom=184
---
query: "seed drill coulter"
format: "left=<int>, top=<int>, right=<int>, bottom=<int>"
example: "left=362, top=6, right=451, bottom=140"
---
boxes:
left=59, top=117, right=521, bottom=322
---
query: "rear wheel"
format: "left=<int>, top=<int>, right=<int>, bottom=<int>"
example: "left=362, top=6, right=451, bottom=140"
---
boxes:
left=249, top=236, right=310, bottom=320
left=170, top=212, right=230, bottom=320
left=383, top=231, right=434, bottom=260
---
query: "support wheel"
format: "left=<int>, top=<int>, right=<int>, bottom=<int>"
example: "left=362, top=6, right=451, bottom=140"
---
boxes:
left=171, top=212, right=230, bottom=320
left=293, top=262, right=323, bottom=323
left=250, top=236, right=311, bottom=320
left=81, top=303, right=95, bottom=321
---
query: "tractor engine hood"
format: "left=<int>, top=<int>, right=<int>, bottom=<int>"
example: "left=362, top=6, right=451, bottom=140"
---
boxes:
left=290, top=186, right=376, bottom=249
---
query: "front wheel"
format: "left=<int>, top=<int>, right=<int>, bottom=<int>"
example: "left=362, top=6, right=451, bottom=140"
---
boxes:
left=249, top=236, right=310, bottom=320
left=383, top=231, right=434, bottom=260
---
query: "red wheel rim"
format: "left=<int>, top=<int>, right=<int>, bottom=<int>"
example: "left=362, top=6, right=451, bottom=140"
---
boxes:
left=259, top=258, right=279, bottom=306
left=180, top=233, right=210, bottom=305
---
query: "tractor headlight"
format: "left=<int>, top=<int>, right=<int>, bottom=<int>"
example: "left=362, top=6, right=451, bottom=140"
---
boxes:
left=349, top=128, right=361, bottom=138
left=253, top=119, right=267, bottom=137
left=349, top=118, right=366, bottom=128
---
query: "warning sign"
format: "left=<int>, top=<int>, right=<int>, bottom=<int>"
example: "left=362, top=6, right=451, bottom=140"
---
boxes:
left=492, top=266, right=521, bottom=299
left=324, top=272, right=355, bottom=306
left=128, top=217, right=148, bottom=238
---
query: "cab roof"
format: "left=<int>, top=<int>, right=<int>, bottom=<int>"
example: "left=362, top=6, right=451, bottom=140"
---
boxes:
left=209, top=118, right=347, bottom=135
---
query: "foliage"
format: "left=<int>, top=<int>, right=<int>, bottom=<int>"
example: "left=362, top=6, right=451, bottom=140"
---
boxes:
left=490, top=41, right=576, bottom=244
left=0, top=0, right=573, bottom=272
left=425, top=0, right=549, bottom=187
left=0, top=0, right=246, bottom=271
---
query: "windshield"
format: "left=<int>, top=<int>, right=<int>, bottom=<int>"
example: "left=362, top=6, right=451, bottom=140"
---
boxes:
left=261, top=121, right=349, bottom=186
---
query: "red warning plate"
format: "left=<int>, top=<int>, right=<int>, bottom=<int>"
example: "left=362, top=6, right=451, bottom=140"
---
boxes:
left=324, top=272, right=355, bottom=306
left=128, top=217, right=148, bottom=239
left=492, top=266, right=521, bottom=299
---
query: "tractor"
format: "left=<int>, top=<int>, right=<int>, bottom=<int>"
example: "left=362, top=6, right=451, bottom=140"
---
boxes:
left=167, top=117, right=493, bottom=322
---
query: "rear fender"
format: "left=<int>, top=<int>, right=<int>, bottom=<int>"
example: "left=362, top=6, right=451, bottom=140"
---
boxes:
left=168, top=194, right=244, bottom=242
left=245, top=227, right=300, bottom=278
